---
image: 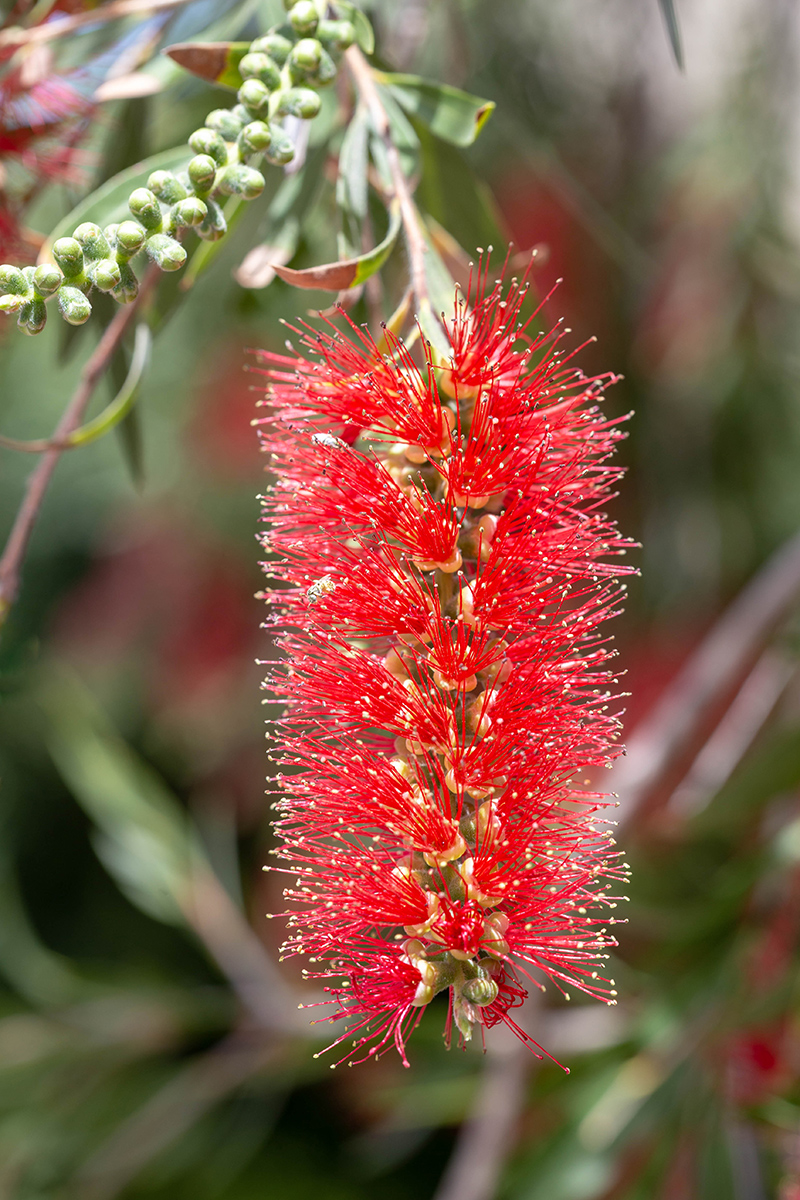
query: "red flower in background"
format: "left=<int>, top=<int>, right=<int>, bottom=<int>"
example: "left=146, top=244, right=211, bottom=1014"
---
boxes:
left=259, top=264, right=634, bottom=1067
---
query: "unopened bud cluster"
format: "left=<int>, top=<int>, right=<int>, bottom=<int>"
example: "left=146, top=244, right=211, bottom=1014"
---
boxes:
left=0, top=0, right=357, bottom=334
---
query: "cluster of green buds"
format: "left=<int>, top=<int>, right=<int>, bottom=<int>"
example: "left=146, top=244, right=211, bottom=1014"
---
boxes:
left=0, top=0, right=358, bottom=335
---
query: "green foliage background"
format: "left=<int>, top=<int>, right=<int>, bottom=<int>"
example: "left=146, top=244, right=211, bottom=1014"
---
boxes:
left=1, top=1, right=800, bottom=1197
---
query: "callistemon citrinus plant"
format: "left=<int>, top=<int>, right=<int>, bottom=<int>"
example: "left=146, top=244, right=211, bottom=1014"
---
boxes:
left=259, top=266, right=634, bottom=1067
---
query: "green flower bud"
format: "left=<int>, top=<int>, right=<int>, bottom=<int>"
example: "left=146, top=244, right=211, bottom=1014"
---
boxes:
left=73, top=222, right=111, bottom=259
left=174, top=197, right=207, bottom=227
left=33, top=263, right=63, bottom=297
left=197, top=198, right=227, bottom=242
left=238, top=120, right=272, bottom=155
left=0, top=264, right=28, bottom=295
left=231, top=104, right=253, bottom=126
left=276, top=86, right=321, bottom=119
left=91, top=258, right=122, bottom=292
left=317, top=19, right=355, bottom=51
left=115, top=221, right=146, bottom=259
left=188, top=154, right=218, bottom=194
left=238, top=78, right=270, bottom=117
left=288, top=0, right=319, bottom=34
left=264, top=127, right=295, bottom=165
left=18, top=296, right=47, bottom=334
left=461, top=974, right=499, bottom=1006
left=217, top=163, right=265, bottom=200
left=239, top=52, right=281, bottom=90
left=206, top=108, right=244, bottom=141
left=52, top=237, right=85, bottom=277
left=0, top=293, right=26, bottom=314
left=290, top=37, right=322, bottom=73
left=112, top=261, right=139, bottom=304
left=249, top=33, right=292, bottom=65
left=314, top=46, right=337, bottom=86
left=144, top=233, right=187, bottom=271
left=56, top=285, right=91, bottom=325
left=128, top=188, right=163, bottom=231
left=188, top=128, right=228, bottom=167
left=148, top=170, right=187, bottom=203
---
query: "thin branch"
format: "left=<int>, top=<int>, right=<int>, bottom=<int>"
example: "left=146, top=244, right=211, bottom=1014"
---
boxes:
left=0, top=0, right=194, bottom=48
left=344, top=45, right=429, bottom=314
left=0, top=268, right=159, bottom=624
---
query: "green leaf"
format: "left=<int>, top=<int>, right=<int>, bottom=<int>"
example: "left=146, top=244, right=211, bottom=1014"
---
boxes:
left=415, top=124, right=505, bottom=255
left=40, top=146, right=189, bottom=263
left=371, top=85, right=420, bottom=181
left=275, top=198, right=401, bottom=291
left=337, top=106, right=370, bottom=224
left=381, top=73, right=495, bottom=147
left=332, top=1, right=374, bottom=54
left=163, top=41, right=250, bottom=90
left=657, top=0, right=684, bottom=69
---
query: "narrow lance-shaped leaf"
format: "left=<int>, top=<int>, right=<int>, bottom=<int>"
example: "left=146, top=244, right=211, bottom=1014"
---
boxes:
left=657, top=0, right=684, bottom=69
left=163, top=41, right=250, bottom=91
left=274, top=199, right=401, bottom=291
left=380, top=73, right=495, bottom=147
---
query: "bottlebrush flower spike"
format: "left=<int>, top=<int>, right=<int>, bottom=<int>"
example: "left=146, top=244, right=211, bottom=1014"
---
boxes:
left=258, top=264, right=635, bottom=1068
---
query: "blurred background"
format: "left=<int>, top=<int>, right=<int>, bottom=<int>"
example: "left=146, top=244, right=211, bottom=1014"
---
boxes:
left=1, top=0, right=800, bottom=1196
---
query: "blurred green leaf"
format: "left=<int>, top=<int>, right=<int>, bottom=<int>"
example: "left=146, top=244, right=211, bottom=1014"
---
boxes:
left=381, top=74, right=495, bottom=147
left=274, top=199, right=401, bottom=291
left=657, top=0, right=684, bottom=69
left=416, top=126, right=505, bottom=256
left=332, top=1, right=374, bottom=54
left=337, top=105, right=369, bottom=256
left=371, top=86, right=420, bottom=180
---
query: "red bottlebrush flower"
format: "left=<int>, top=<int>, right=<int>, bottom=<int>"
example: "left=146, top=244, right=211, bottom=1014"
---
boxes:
left=259, top=264, right=634, bottom=1067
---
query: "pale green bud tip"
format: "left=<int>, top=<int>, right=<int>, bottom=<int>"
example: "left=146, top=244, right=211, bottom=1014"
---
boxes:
left=115, top=221, right=146, bottom=256
left=218, top=163, right=265, bottom=200
left=239, top=120, right=272, bottom=154
left=277, top=86, right=321, bottom=120
left=239, top=52, right=281, bottom=90
left=148, top=170, right=187, bottom=203
left=318, top=19, right=355, bottom=51
left=33, top=263, right=63, bottom=296
left=238, top=79, right=270, bottom=116
left=249, top=33, right=292, bottom=65
left=291, top=37, right=322, bottom=71
left=188, top=154, right=217, bottom=192
left=92, top=259, right=122, bottom=292
left=265, top=128, right=295, bottom=166
left=188, top=128, right=228, bottom=166
left=128, top=188, right=162, bottom=230
left=0, top=264, right=28, bottom=294
left=57, top=285, right=91, bottom=325
left=73, top=222, right=111, bottom=258
left=53, top=237, right=84, bottom=274
left=289, top=0, right=319, bottom=34
left=174, top=197, right=207, bottom=227
left=206, top=108, right=244, bottom=141
left=145, top=233, right=187, bottom=271
left=0, top=293, right=25, bottom=314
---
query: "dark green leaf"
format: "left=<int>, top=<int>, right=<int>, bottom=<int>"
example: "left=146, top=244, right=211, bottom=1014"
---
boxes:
left=275, top=199, right=401, bottom=291
left=657, top=0, right=684, bottom=69
left=382, top=73, right=495, bottom=147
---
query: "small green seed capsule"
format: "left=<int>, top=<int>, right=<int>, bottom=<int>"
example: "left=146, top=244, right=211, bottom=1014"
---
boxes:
left=112, top=261, right=139, bottom=304
left=238, top=78, right=270, bottom=116
left=188, top=128, right=228, bottom=167
left=264, top=127, right=295, bottom=165
left=277, top=86, right=321, bottom=119
left=18, top=296, right=47, bottom=334
left=174, top=197, right=207, bottom=227
left=148, top=170, right=188, bottom=203
left=92, top=259, right=122, bottom=292
left=115, top=221, right=146, bottom=259
left=0, top=293, right=26, bottom=314
left=239, top=52, right=281, bottom=90
left=317, top=19, right=355, bottom=51
left=145, top=233, right=187, bottom=271
left=217, top=163, right=265, bottom=200
left=53, top=237, right=85, bottom=277
left=289, top=0, right=319, bottom=34
left=206, top=108, right=245, bottom=141
left=238, top=120, right=272, bottom=155
left=188, top=154, right=217, bottom=194
left=129, top=188, right=163, bottom=231
left=197, top=198, right=227, bottom=242
left=73, top=222, right=111, bottom=259
left=33, top=263, right=63, bottom=297
left=57, top=285, right=91, bottom=325
left=249, top=33, right=292, bottom=65
left=0, top=264, right=29, bottom=294
left=290, top=37, right=322, bottom=72
left=461, top=975, right=499, bottom=1006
